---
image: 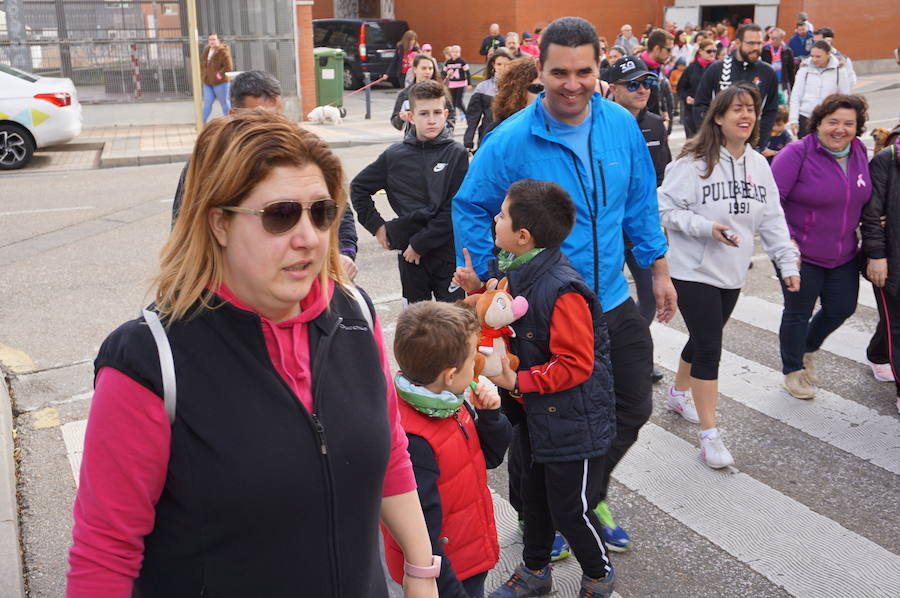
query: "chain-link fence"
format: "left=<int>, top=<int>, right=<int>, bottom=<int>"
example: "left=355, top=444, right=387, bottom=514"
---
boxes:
left=0, top=0, right=297, bottom=102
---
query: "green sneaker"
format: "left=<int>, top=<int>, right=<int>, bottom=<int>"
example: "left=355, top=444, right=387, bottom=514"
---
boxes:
left=593, top=501, right=632, bottom=552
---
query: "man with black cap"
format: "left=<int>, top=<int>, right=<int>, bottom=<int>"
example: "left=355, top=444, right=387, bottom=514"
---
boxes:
left=607, top=57, right=670, bottom=184
left=607, top=56, right=670, bottom=384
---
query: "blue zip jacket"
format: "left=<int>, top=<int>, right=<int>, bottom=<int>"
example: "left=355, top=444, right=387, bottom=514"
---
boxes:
left=452, top=92, right=668, bottom=312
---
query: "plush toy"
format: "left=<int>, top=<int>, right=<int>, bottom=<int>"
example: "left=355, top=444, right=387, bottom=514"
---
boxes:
left=463, top=277, right=528, bottom=379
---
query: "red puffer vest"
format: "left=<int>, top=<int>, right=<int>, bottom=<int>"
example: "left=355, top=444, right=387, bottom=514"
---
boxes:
left=384, top=400, right=500, bottom=582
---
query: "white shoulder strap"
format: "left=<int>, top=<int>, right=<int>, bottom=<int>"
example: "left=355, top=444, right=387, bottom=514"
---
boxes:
left=142, top=308, right=177, bottom=425
left=348, top=285, right=374, bottom=332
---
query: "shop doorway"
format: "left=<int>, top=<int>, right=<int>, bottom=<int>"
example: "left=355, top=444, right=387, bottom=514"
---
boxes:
left=700, top=5, right=755, bottom=29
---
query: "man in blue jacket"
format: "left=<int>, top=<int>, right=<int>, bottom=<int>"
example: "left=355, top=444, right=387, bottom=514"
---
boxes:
left=788, top=21, right=814, bottom=62
left=452, top=16, right=677, bottom=555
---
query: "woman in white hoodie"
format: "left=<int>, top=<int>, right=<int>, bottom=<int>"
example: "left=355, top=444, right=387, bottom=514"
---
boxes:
left=658, top=83, right=801, bottom=469
left=789, top=40, right=851, bottom=138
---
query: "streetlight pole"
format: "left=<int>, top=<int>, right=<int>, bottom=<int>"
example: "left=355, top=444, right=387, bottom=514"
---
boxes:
left=185, top=0, right=203, bottom=131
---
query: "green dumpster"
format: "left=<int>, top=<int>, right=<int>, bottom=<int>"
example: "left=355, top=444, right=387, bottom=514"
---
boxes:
left=313, top=47, right=345, bottom=108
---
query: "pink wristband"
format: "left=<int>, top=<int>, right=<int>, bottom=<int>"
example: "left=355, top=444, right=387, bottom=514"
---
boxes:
left=403, top=555, right=441, bottom=578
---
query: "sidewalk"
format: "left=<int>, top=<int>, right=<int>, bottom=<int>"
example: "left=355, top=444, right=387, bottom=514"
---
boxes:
left=38, top=112, right=458, bottom=171
left=81, top=118, right=412, bottom=169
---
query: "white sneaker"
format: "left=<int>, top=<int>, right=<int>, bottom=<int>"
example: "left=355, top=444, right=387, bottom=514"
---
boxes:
left=868, top=360, right=895, bottom=382
left=666, top=386, right=700, bottom=423
left=699, top=432, right=734, bottom=469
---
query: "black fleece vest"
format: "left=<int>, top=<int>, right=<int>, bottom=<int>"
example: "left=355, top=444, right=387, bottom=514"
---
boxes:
left=501, top=249, right=616, bottom=463
left=95, top=288, right=391, bottom=598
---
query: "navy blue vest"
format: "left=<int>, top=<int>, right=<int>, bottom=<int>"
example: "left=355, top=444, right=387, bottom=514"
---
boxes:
left=501, top=248, right=616, bottom=463
left=96, top=287, right=391, bottom=598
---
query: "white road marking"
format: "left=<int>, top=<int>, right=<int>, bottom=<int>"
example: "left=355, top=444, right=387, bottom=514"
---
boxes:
left=614, top=423, right=900, bottom=598
left=729, top=294, right=874, bottom=367
left=652, top=323, right=900, bottom=474
left=0, top=206, right=94, bottom=217
left=61, top=419, right=87, bottom=488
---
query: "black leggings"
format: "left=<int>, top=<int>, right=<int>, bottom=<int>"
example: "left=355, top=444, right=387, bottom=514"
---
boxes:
left=866, top=284, right=900, bottom=396
left=673, top=279, right=740, bottom=380
left=449, top=87, right=466, bottom=114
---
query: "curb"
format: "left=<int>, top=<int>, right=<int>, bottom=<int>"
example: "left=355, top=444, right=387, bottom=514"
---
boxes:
left=95, top=138, right=396, bottom=169
left=0, top=375, right=26, bottom=598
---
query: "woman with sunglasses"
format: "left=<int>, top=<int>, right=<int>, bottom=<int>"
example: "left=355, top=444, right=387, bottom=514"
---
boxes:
left=67, top=111, right=439, bottom=598
left=678, top=39, right=717, bottom=138
left=658, top=84, right=800, bottom=469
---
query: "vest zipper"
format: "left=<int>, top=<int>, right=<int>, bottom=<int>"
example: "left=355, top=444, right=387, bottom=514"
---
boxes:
left=309, top=315, right=343, bottom=597
left=311, top=413, right=328, bottom=454
left=255, top=310, right=345, bottom=596
left=453, top=411, right=470, bottom=440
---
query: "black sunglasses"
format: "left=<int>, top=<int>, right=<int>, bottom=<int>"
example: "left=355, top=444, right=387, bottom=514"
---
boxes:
left=624, top=79, right=657, bottom=92
left=222, top=199, right=338, bottom=234
left=527, top=83, right=544, bottom=94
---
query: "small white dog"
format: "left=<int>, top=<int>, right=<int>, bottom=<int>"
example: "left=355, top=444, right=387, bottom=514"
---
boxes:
left=306, top=105, right=343, bottom=125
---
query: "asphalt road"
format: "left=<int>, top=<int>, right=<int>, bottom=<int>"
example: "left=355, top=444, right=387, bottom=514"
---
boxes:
left=1, top=77, right=899, bottom=597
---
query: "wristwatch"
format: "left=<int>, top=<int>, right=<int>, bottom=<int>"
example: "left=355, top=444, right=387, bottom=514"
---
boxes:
left=403, top=555, right=442, bottom=578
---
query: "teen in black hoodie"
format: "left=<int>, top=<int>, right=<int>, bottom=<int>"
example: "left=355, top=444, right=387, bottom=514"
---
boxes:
left=353, top=80, right=468, bottom=303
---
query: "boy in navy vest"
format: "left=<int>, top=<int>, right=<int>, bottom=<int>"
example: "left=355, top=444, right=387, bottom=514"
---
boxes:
left=383, top=301, right=512, bottom=597
left=455, top=179, right=617, bottom=598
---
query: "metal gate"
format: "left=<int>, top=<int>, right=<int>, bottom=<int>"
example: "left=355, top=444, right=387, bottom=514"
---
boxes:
left=0, top=0, right=297, bottom=102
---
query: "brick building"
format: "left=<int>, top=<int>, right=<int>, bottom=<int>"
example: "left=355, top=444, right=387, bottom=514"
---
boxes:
left=314, top=0, right=898, bottom=64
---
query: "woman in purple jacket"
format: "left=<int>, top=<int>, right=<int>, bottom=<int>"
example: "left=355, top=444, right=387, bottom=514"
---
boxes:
left=771, top=94, right=872, bottom=399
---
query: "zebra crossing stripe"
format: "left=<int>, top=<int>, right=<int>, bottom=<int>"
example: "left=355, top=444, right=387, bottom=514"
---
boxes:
left=730, top=294, right=876, bottom=367
left=858, top=280, right=878, bottom=310
left=651, top=323, right=900, bottom=475
left=614, top=422, right=900, bottom=597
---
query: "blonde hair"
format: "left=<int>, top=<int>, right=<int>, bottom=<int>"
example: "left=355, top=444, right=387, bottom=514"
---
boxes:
left=155, top=110, right=348, bottom=322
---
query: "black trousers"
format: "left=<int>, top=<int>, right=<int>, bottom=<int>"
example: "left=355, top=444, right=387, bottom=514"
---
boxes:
left=866, top=284, right=900, bottom=395
left=597, top=298, right=654, bottom=500
left=449, top=87, right=466, bottom=114
left=397, top=252, right=463, bottom=304
left=673, top=279, right=741, bottom=381
left=508, top=299, right=653, bottom=510
left=516, top=419, right=613, bottom=579
left=682, top=100, right=699, bottom=139
left=462, top=571, right=487, bottom=598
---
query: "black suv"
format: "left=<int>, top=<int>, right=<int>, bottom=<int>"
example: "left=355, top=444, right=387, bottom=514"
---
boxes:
left=313, top=18, right=409, bottom=89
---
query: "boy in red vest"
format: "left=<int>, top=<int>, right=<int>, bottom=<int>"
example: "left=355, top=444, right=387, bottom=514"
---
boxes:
left=384, top=301, right=512, bottom=597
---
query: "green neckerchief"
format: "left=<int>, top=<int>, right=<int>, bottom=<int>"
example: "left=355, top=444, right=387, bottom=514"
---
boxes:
left=394, top=374, right=464, bottom=418
left=498, top=248, right=544, bottom=272
left=818, top=133, right=851, bottom=159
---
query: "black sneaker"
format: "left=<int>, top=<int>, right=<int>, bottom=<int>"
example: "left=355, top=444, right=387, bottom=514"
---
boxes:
left=650, top=366, right=664, bottom=383
left=488, top=563, right=552, bottom=597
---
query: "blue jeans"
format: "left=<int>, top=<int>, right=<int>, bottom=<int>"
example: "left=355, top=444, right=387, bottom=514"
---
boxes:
left=778, top=258, right=859, bottom=374
left=202, top=82, right=230, bottom=122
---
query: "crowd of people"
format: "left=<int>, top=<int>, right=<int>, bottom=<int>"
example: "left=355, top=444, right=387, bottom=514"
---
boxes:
left=63, top=10, right=900, bottom=598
